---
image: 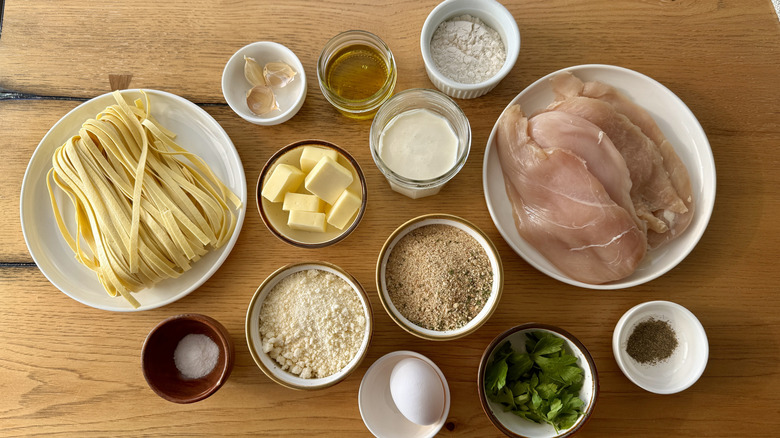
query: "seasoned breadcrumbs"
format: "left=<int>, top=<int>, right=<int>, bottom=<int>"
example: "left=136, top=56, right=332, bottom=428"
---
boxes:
left=385, top=224, right=493, bottom=331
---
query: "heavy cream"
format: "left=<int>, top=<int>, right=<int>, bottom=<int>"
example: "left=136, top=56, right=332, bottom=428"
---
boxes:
left=378, top=108, right=458, bottom=180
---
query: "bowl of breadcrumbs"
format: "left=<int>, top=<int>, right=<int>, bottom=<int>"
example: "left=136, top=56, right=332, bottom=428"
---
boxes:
left=376, top=214, right=504, bottom=340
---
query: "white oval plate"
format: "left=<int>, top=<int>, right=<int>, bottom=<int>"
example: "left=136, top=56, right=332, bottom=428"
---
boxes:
left=20, top=89, right=247, bottom=311
left=482, top=65, right=716, bottom=289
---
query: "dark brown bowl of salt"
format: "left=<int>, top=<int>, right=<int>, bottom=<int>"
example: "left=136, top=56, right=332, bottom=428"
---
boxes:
left=142, top=313, right=235, bottom=403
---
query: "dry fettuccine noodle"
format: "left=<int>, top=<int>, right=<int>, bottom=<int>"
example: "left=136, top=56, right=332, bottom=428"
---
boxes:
left=47, top=90, right=242, bottom=308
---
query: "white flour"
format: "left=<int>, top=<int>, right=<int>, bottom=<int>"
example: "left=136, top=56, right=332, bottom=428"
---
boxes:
left=430, top=14, right=507, bottom=84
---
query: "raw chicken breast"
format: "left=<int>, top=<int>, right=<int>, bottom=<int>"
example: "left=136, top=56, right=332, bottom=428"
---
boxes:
left=580, top=78, right=695, bottom=247
left=549, top=72, right=694, bottom=248
left=496, top=105, right=647, bottom=284
left=529, top=111, right=645, bottom=233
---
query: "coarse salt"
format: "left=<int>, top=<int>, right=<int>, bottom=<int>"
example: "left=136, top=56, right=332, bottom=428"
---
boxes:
left=173, top=333, right=220, bottom=379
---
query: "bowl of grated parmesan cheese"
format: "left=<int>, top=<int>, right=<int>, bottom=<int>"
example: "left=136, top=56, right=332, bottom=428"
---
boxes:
left=245, top=262, right=373, bottom=390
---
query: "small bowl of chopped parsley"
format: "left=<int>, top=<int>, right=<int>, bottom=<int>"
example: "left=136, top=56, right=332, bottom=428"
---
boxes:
left=478, top=324, right=599, bottom=437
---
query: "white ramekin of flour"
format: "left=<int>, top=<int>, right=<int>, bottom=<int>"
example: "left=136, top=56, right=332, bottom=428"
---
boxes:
left=421, top=0, right=520, bottom=99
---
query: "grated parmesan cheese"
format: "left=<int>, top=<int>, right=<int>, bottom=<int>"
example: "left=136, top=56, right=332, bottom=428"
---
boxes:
left=259, top=269, right=366, bottom=379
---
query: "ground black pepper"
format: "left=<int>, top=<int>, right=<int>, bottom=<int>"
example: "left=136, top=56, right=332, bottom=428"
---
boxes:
left=626, top=317, right=678, bottom=365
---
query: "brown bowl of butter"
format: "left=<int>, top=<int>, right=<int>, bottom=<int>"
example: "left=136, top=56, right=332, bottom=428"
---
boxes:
left=256, top=139, right=367, bottom=248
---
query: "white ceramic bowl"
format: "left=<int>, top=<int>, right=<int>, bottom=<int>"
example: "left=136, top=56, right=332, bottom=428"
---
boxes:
left=420, top=0, right=520, bottom=99
left=478, top=324, right=599, bottom=438
left=613, top=301, right=708, bottom=394
left=376, top=214, right=504, bottom=341
left=359, top=351, right=450, bottom=438
left=222, top=41, right=307, bottom=125
left=245, top=262, right=373, bottom=390
left=483, top=64, right=717, bottom=289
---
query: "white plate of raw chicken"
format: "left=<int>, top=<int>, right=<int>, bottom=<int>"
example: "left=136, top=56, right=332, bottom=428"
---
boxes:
left=483, top=64, right=716, bottom=289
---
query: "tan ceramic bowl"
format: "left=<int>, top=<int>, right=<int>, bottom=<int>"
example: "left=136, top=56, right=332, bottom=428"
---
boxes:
left=256, top=140, right=367, bottom=248
left=376, top=214, right=504, bottom=341
left=245, top=262, right=373, bottom=390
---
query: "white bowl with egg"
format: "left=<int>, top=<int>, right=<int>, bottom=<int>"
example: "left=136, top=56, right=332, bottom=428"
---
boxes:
left=613, top=300, right=708, bottom=394
left=376, top=214, right=503, bottom=341
left=421, top=0, right=520, bottom=99
left=222, top=41, right=307, bottom=125
left=370, top=89, right=471, bottom=199
left=359, top=351, right=451, bottom=438
left=245, top=262, right=373, bottom=390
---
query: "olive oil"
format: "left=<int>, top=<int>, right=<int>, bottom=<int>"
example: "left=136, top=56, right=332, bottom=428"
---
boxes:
left=318, top=31, right=397, bottom=119
left=325, top=44, right=389, bottom=102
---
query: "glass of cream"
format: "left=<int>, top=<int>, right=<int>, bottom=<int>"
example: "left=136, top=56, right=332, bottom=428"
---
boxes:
left=370, top=89, right=471, bottom=199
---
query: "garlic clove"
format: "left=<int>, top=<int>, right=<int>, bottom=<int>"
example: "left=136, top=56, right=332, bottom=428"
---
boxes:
left=246, top=85, right=279, bottom=115
left=263, top=61, right=297, bottom=88
left=244, top=55, right=267, bottom=87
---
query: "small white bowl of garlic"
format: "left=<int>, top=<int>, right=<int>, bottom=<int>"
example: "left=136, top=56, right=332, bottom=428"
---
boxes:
left=222, top=41, right=307, bottom=126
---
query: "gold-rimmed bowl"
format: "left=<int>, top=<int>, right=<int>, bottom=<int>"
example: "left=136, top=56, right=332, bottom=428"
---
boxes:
left=478, top=323, right=599, bottom=437
left=245, top=262, right=373, bottom=390
left=256, top=140, right=367, bottom=248
left=376, top=214, right=504, bottom=341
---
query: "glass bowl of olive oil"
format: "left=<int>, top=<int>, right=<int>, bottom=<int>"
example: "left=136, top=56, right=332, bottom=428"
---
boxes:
left=318, top=30, right=397, bottom=119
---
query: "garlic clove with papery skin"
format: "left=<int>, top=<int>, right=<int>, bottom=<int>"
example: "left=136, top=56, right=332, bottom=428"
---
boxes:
left=263, top=61, right=297, bottom=88
left=246, top=85, right=279, bottom=115
left=244, top=56, right=267, bottom=87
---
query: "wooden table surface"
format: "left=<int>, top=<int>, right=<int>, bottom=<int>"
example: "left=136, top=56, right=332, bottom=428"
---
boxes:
left=1, top=0, right=779, bottom=436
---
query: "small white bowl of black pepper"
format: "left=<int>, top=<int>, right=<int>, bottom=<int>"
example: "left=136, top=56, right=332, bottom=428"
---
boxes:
left=612, top=300, right=709, bottom=394
left=376, top=214, right=504, bottom=341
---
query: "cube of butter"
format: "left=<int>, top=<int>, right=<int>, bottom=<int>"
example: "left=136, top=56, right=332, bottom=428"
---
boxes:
left=327, top=189, right=362, bottom=230
left=304, top=156, right=354, bottom=205
left=261, top=164, right=304, bottom=203
left=300, top=146, right=339, bottom=173
left=282, top=192, right=324, bottom=212
left=287, top=210, right=327, bottom=233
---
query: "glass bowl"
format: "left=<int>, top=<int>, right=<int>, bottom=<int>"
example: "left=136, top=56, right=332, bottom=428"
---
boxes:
left=317, top=30, right=397, bottom=119
left=370, top=88, right=471, bottom=199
